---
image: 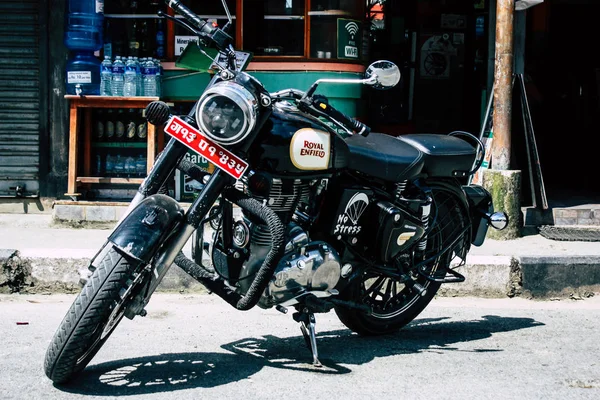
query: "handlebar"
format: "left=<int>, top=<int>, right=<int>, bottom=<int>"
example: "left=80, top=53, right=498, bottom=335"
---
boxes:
left=310, top=96, right=371, bottom=137
left=166, top=0, right=212, bottom=34
left=165, top=0, right=232, bottom=51
left=273, top=89, right=371, bottom=137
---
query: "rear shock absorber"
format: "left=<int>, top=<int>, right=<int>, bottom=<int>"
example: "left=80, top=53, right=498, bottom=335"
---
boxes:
left=395, top=180, right=407, bottom=200
left=417, top=196, right=432, bottom=252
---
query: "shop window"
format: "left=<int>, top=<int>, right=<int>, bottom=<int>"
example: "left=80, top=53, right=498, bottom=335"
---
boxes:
left=243, top=0, right=306, bottom=57
left=103, top=0, right=366, bottom=62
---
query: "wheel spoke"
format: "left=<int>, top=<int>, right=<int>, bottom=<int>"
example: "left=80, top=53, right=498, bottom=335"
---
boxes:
left=362, top=276, right=385, bottom=300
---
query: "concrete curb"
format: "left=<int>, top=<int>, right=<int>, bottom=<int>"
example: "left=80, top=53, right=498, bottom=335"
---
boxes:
left=2, top=248, right=599, bottom=298
left=1, top=249, right=206, bottom=294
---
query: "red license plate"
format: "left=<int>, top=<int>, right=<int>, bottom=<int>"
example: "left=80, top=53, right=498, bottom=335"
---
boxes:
left=164, top=116, right=249, bottom=180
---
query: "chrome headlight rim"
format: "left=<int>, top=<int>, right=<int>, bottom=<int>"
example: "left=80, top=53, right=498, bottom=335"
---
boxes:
left=196, top=81, right=258, bottom=146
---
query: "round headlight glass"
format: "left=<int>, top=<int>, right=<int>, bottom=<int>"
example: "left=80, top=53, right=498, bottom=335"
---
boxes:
left=196, top=82, right=258, bottom=145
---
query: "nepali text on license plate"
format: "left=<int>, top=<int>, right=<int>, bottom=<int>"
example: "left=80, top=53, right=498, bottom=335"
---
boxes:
left=164, top=116, right=249, bottom=180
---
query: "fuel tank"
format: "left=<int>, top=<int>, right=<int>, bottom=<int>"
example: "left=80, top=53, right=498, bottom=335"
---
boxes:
left=249, top=103, right=350, bottom=176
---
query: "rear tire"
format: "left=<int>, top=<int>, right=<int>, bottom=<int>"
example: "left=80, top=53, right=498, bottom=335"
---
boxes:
left=44, top=247, right=137, bottom=384
left=334, top=271, right=442, bottom=336
left=336, top=186, right=467, bottom=336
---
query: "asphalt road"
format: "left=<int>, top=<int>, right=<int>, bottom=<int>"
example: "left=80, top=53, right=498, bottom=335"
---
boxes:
left=1, top=294, right=598, bottom=400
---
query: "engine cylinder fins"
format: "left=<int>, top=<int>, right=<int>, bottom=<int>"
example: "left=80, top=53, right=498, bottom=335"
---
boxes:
left=250, top=224, right=273, bottom=247
left=245, top=178, right=312, bottom=224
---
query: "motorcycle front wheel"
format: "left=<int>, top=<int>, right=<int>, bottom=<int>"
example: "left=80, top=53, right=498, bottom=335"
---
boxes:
left=44, top=247, right=141, bottom=384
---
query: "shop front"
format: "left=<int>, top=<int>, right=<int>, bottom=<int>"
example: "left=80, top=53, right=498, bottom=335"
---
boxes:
left=62, top=0, right=368, bottom=203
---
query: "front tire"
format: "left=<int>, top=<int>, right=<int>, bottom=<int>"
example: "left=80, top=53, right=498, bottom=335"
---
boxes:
left=44, top=247, right=138, bottom=384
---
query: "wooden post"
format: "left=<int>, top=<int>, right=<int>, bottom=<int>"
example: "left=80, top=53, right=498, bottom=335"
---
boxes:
left=66, top=103, right=79, bottom=196
left=492, top=0, right=515, bottom=170
left=83, top=109, right=92, bottom=176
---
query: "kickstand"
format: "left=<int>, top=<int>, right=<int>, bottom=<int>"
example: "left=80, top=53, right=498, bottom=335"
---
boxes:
left=294, top=308, right=322, bottom=367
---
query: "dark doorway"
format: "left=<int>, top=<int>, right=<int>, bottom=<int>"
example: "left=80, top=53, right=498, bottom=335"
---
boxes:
left=528, top=0, right=600, bottom=200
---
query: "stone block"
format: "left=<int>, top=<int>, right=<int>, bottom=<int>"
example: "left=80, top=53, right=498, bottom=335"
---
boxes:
left=577, top=219, right=597, bottom=226
left=115, top=206, right=129, bottom=221
left=554, top=217, right=577, bottom=226
left=554, top=209, right=577, bottom=219
left=85, top=206, right=116, bottom=222
left=577, top=210, right=592, bottom=220
left=53, top=205, right=84, bottom=222
left=520, top=256, right=600, bottom=297
left=439, top=256, right=516, bottom=298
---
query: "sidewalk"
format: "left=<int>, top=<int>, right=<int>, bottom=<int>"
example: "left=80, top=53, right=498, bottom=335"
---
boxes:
left=1, top=214, right=599, bottom=298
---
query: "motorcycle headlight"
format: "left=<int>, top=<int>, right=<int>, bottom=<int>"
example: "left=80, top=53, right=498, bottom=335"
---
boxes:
left=196, top=81, right=258, bottom=145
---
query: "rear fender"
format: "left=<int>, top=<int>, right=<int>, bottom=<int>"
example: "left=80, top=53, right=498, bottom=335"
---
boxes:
left=462, top=185, right=493, bottom=246
left=108, top=194, right=184, bottom=263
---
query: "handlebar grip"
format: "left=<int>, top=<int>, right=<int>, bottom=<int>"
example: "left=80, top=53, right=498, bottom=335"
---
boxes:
left=166, top=0, right=212, bottom=35
left=313, top=98, right=371, bottom=137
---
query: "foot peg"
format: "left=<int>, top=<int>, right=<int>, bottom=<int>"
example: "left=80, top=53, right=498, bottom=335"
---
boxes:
left=293, top=308, right=322, bottom=367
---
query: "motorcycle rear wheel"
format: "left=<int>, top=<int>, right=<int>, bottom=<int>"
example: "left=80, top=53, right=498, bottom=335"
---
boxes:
left=334, top=269, right=443, bottom=336
left=44, top=247, right=139, bottom=384
left=336, top=187, right=465, bottom=336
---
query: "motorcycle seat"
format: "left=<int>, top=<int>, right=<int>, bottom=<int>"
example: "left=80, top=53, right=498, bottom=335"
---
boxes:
left=344, top=133, right=424, bottom=181
left=399, top=134, right=477, bottom=178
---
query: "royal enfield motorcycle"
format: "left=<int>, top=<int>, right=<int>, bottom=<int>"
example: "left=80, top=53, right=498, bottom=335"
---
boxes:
left=44, top=0, right=508, bottom=384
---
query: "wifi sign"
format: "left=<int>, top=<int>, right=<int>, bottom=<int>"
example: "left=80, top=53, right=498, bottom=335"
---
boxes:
left=338, top=19, right=361, bottom=59
left=345, top=22, right=359, bottom=39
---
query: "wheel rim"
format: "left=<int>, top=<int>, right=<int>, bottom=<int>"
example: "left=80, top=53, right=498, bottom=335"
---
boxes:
left=360, top=270, right=435, bottom=320
left=359, top=222, right=444, bottom=320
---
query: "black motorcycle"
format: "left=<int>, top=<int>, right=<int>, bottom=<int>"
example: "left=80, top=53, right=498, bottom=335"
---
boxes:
left=44, top=0, right=508, bottom=383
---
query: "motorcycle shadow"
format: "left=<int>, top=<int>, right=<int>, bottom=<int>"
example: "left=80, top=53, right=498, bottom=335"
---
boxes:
left=59, top=315, right=543, bottom=395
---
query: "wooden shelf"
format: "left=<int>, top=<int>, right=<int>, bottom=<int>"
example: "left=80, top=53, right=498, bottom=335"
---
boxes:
left=92, top=142, right=148, bottom=148
left=64, top=95, right=159, bottom=109
left=77, top=177, right=145, bottom=184
left=308, top=10, right=352, bottom=16
left=65, top=96, right=159, bottom=198
left=264, top=15, right=304, bottom=20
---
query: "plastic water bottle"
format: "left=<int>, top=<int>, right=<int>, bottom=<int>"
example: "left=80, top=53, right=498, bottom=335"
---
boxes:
left=111, top=56, right=125, bottom=96
left=100, top=55, right=112, bottom=96
left=94, top=154, right=103, bottom=176
left=114, top=155, right=125, bottom=177
left=133, top=57, right=142, bottom=96
left=105, top=154, right=115, bottom=176
left=154, top=58, right=162, bottom=97
left=138, top=57, right=146, bottom=96
left=142, top=58, right=158, bottom=97
left=135, top=155, right=146, bottom=177
left=124, top=156, right=135, bottom=177
left=123, top=57, right=137, bottom=96
left=155, top=19, right=165, bottom=59
left=66, top=52, right=101, bottom=95
left=64, top=0, right=104, bottom=52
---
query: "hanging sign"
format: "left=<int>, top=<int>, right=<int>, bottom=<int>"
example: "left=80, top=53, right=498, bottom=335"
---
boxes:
left=337, top=19, right=362, bottom=60
left=175, top=36, right=199, bottom=56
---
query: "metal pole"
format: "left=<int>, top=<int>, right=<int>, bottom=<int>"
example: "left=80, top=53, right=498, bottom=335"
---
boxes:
left=492, top=0, right=515, bottom=170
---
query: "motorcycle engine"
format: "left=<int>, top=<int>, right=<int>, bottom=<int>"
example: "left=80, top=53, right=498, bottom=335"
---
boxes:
left=259, top=226, right=341, bottom=308
left=230, top=177, right=342, bottom=309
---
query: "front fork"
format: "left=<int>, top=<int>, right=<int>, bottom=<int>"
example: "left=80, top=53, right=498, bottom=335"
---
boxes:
left=113, top=109, right=233, bottom=315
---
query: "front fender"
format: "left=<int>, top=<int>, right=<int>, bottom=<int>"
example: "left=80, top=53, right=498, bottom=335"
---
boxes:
left=109, top=194, right=184, bottom=263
